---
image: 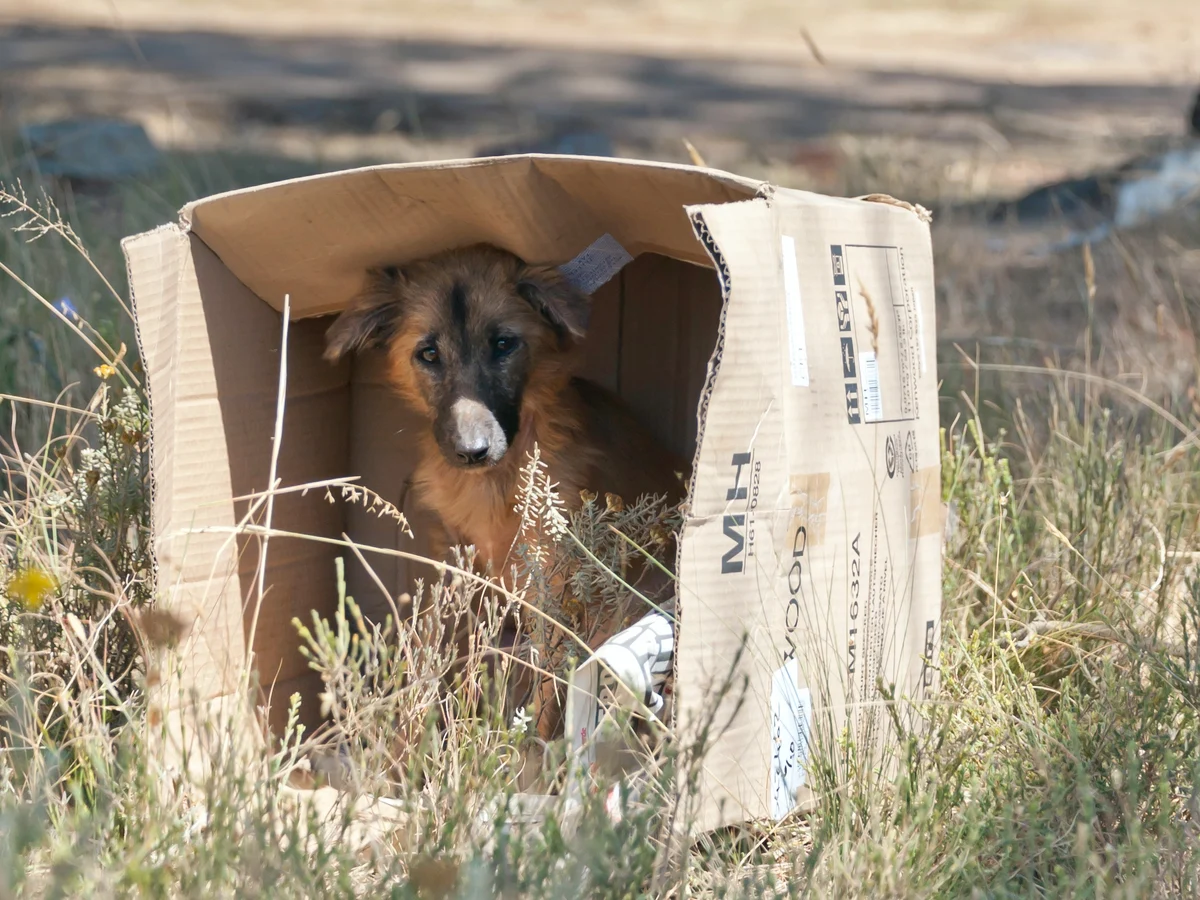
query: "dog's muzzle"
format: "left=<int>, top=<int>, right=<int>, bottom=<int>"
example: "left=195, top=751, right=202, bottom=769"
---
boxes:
left=449, top=398, right=509, bottom=467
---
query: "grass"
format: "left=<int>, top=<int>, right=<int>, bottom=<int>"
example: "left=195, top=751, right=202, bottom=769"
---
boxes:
left=1, top=142, right=1200, bottom=898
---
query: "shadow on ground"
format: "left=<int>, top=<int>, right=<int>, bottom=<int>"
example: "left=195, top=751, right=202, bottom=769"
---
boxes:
left=1, top=21, right=1193, bottom=166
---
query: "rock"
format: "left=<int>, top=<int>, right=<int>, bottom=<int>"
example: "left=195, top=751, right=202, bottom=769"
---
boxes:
left=1110, top=143, right=1200, bottom=229
left=988, top=173, right=1114, bottom=227
left=991, top=142, right=1200, bottom=237
left=21, top=119, right=160, bottom=180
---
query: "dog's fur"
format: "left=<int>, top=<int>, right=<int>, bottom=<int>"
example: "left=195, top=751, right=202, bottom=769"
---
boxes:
left=324, top=243, right=687, bottom=737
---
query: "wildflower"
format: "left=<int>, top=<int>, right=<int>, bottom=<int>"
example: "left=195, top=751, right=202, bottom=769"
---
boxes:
left=561, top=594, right=585, bottom=620
left=514, top=445, right=570, bottom=541
left=94, top=363, right=117, bottom=380
left=55, top=296, right=79, bottom=320
left=510, top=706, right=532, bottom=735
left=6, top=567, right=57, bottom=611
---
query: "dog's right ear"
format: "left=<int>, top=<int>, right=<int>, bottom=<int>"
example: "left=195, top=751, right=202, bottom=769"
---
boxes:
left=323, top=266, right=405, bottom=363
left=516, top=264, right=591, bottom=341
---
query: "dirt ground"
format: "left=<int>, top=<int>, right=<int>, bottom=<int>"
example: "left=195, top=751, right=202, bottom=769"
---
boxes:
left=0, top=0, right=1197, bottom=202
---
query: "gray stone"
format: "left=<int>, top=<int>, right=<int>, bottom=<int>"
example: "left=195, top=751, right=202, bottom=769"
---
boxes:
left=21, top=118, right=161, bottom=180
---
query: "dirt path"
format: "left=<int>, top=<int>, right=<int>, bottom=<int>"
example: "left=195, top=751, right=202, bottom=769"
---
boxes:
left=6, top=0, right=1199, bottom=83
left=1, top=0, right=1197, bottom=199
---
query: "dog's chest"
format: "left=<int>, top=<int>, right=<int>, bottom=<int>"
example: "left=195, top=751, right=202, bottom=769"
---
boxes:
left=416, top=450, right=587, bottom=571
left=418, top=465, right=520, bottom=566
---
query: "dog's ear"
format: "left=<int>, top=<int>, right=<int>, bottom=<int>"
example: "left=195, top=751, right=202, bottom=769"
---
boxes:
left=324, top=266, right=405, bottom=362
left=516, top=265, right=590, bottom=341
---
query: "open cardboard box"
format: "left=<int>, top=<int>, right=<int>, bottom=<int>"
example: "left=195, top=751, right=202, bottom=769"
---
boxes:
left=123, top=155, right=942, bottom=834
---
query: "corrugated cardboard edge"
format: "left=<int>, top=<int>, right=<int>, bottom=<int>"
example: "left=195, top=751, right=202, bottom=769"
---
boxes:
left=679, top=183, right=777, bottom=511
left=668, top=193, right=771, bottom=832
left=121, top=223, right=265, bottom=782
left=856, top=193, right=934, bottom=224
left=121, top=224, right=172, bottom=590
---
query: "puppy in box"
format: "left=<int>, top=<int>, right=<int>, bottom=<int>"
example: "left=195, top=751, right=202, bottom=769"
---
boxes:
left=323, top=243, right=685, bottom=740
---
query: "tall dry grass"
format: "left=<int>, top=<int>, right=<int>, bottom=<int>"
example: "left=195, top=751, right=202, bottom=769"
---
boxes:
left=0, top=145, right=1199, bottom=898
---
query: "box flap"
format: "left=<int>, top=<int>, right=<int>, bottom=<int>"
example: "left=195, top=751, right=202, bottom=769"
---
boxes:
left=677, top=188, right=941, bottom=831
left=178, top=155, right=762, bottom=319
left=123, top=224, right=250, bottom=701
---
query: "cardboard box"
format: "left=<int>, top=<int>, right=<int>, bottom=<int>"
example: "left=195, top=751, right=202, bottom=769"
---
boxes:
left=122, top=155, right=941, bottom=833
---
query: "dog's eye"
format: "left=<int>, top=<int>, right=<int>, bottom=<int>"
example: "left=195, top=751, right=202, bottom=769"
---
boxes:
left=417, top=345, right=439, bottom=365
left=493, top=336, right=520, bottom=357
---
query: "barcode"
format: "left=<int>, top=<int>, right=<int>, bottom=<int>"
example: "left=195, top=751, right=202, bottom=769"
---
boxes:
left=860, top=351, right=883, bottom=422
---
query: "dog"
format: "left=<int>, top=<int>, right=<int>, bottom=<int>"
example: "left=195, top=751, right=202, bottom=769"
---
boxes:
left=324, top=243, right=687, bottom=739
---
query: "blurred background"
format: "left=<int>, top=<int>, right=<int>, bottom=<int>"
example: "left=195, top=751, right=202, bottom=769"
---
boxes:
left=0, top=0, right=1198, bottom=409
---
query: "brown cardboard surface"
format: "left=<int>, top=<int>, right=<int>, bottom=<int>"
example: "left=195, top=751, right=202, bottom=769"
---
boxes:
left=125, top=226, right=349, bottom=724
left=124, top=154, right=940, bottom=834
left=181, top=156, right=760, bottom=320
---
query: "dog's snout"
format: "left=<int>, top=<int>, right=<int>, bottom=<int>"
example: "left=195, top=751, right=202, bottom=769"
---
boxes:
left=448, top=398, right=508, bottom=468
left=456, top=439, right=490, bottom=466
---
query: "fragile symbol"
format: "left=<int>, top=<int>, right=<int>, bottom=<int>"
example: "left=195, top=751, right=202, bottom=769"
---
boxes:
left=835, top=291, right=851, bottom=331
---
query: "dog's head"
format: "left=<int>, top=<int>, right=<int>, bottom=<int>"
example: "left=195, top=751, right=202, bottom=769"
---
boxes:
left=324, top=244, right=590, bottom=470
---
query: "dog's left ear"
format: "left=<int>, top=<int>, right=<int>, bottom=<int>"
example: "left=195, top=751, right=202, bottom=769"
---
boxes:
left=516, top=265, right=591, bottom=340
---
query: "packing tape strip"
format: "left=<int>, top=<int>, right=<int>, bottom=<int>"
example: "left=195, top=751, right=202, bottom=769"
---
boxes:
left=910, top=465, right=943, bottom=539
left=558, top=233, right=633, bottom=295
left=788, top=472, right=830, bottom=548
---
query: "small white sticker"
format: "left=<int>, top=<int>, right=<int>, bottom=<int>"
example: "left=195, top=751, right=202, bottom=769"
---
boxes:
left=913, top=288, right=928, bottom=376
left=558, top=233, right=634, bottom=295
left=860, top=351, right=883, bottom=422
left=770, top=660, right=812, bottom=820
left=780, top=235, right=809, bottom=387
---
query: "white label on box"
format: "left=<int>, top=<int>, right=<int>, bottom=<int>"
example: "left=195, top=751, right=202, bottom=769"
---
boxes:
left=769, top=660, right=812, bottom=820
left=558, top=233, right=634, bottom=295
left=860, top=351, right=883, bottom=422
left=781, top=235, right=809, bottom=387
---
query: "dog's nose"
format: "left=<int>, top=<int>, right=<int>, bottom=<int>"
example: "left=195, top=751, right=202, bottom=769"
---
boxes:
left=449, top=398, right=506, bottom=467
left=456, top=440, right=490, bottom=465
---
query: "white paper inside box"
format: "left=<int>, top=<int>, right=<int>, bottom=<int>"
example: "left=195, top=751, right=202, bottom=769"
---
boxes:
left=122, top=155, right=942, bottom=834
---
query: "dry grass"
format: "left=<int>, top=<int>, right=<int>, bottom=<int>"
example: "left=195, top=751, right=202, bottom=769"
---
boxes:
left=1, top=141, right=1200, bottom=897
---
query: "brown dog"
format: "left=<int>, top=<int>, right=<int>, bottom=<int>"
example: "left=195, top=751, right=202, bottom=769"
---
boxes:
left=324, top=243, right=686, bottom=738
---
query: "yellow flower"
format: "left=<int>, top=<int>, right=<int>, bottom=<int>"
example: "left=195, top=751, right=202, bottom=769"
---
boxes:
left=94, top=364, right=117, bottom=380
left=6, top=567, right=57, bottom=611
